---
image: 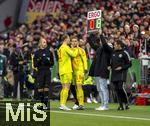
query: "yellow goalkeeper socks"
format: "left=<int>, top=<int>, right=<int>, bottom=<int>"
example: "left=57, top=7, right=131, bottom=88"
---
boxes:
left=60, top=88, right=69, bottom=105
left=77, top=88, right=84, bottom=106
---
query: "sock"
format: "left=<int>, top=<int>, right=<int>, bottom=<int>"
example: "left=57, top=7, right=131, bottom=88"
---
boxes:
left=77, top=87, right=84, bottom=106
left=38, top=92, right=44, bottom=108
left=60, top=88, right=69, bottom=106
left=44, top=91, right=49, bottom=107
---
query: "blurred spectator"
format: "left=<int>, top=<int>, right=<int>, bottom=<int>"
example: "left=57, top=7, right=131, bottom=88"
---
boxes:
left=0, top=41, right=7, bottom=99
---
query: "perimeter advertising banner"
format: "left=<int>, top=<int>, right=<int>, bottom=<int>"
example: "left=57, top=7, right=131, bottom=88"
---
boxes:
left=26, top=0, right=62, bottom=24
left=87, top=10, right=102, bottom=32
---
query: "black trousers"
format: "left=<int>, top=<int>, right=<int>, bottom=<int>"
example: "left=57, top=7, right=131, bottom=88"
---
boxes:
left=36, top=69, right=51, bottom=106
left=13, top=72, right=24, bottom=98
left=36, top=69, right=51, bottom=89
left=83, top=85, right=98, bottom=98
left=113, top=81, right=128, bottom=106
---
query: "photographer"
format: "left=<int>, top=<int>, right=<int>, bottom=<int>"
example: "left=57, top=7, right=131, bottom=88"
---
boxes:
left=33, top=37, right=54, bottom=109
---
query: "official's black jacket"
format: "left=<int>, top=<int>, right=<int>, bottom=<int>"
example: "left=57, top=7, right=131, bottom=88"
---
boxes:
left=9, top=51, right=24, bottom=73
left=111, top=49, right=132, bottom=82
left=87, top=34, right=112, bottom=79
left=33, top=47, right=54, bottom=70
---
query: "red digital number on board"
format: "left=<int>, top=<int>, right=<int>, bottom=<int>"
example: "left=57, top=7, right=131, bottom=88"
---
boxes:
left=89, top=19, right=95, bottom=30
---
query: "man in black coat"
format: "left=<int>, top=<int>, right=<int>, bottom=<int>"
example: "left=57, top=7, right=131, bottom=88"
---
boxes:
left=33, top=37, right=54, bottom=109
left=110, top=40, right=132, bottom=110
left=87, top=32, right=112, bottom=110
left=9, top=44, right=24, bottom=99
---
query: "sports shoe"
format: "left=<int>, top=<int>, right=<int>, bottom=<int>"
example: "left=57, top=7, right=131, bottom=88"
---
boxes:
left=95, top=106, right=109, bottom=111
left=87, top=98, right=92, bottom=103
left=36, top=106, right=44, bottom=110
left=72, top=104, right=79, bottom=110
left=125, top=105, right=130, bottom=110
left=43, top=105, right=48, bottom=110
left=117, top=106, right=124, bottom=111
left=59, top=105, right=71, bottom=111
left=92, top=98, right=98, bottom=103
left=77, top=105, right=84, bottom=110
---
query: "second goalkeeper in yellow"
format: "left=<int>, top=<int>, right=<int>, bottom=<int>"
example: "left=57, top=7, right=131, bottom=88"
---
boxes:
left=71, top=36, right=88, bottom=110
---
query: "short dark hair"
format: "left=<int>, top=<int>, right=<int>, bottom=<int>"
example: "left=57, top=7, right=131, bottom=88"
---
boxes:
left=71, top=36, right=78, bottom=41
left=61, top=34, right=69, bottom=42
left=115, top=40, right=124, bottom=48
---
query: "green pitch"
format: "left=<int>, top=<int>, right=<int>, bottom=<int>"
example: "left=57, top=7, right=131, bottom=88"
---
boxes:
left=0, top=100, right=150, bottom=126
left=50, top=100, right=150, bottom=126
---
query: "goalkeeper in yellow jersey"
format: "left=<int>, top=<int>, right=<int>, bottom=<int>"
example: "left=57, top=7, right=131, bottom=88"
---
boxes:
left=57, top=34, right=79, bottom=110
left=71, top=37, right=88, bottom=110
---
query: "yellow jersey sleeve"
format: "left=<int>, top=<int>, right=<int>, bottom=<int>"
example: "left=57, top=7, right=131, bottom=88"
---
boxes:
left=57, top=44, right=78, bottom=75
left=65, top=45, right=78, bottom=57
left=80, top=48, right=88, bottom=71
left=72, top=47, right=88, bottom=73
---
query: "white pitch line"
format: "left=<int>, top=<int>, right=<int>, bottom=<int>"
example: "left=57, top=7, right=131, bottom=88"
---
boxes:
left=1, top=105, right=150, bottom=121
left=51, top=111, right=150, bottom=121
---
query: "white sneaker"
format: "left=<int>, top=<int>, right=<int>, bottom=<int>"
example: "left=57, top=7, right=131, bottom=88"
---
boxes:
left=72, top=104, right=79, bottom=110
left=92, top=98, right=98, bottom=103
left=95, top=106, right=109, bottom=111
left=87, top=98, right=92, bottom=103
left=95, top=106, right=103, bottom=110
left=101, top=107, right=109, bottom=110
left=59, top=105, right=71, bottom=111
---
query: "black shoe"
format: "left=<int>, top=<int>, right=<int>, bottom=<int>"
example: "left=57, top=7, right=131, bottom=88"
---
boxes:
left=125, top=105, right=130, bottom=110
left=37, top=104, right=48, bottom=110
left=43, top=106, right=51, bottom=110
left=117, top=106, right=124, bottom=111
left=37, top=106, right=44, bottom=110
left=77, top=105, right=84, bottom=110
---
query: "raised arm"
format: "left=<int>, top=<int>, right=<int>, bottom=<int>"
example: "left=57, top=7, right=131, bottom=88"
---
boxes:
left=87, top=33, right=99, bottom=51
left=100, top=34, right=113, bottom=53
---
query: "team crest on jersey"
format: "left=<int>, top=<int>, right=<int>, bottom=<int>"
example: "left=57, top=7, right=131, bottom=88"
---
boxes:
left=119, top=54, right=122, bottom=58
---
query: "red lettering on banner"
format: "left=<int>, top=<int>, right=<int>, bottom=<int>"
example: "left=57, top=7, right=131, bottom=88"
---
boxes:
left=28, top=0, right=62, bottom=13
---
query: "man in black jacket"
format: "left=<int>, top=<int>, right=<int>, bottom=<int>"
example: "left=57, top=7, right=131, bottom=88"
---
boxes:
left=87, top=32, right=112, bottom=110
left=9, top=44, right=24, bottom=99
left=111, top=40, right=131, bottom=110
left=33, top=37, right=54, bottom=109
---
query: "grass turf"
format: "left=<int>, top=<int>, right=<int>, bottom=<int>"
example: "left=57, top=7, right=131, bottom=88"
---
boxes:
left=50, top=100, right=150, bottom=126
left=0, top=100, right=150, bottom=126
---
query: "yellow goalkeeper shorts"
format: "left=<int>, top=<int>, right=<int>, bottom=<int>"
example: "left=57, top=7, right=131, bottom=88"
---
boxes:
left=60, top=73, right=72, bottom=84
left=72, top=72, right=84, bottom=85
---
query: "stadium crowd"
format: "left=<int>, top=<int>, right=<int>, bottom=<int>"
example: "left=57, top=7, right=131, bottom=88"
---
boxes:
left=0, top=0, right=149, bottom=102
